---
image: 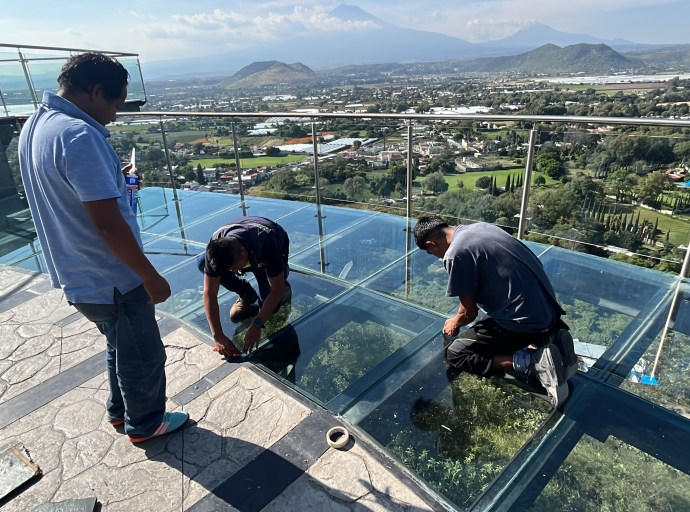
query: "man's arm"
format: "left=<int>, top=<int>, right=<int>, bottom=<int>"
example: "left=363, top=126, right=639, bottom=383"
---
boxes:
left=243, top=272, right=285, bottom=353
left=203, top=274, right=240, bottom=357
left=83, top=198, right=170, bottom=304
left=443, top=295, right=479, bottom=336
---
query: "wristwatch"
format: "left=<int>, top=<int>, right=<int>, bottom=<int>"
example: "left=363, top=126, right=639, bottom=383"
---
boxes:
left=252, top=317, right=265, bottom=328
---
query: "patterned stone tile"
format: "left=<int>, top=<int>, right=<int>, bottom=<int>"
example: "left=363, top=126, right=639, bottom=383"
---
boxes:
left=265, top=443, right=434, bottom=512
left=181, top=367, right=311, bottom=509
left=0, top=320, right=106, bottom=405
left=0, top=267, right=45, bottom=299
left=0, top=288, right=76, bottom=325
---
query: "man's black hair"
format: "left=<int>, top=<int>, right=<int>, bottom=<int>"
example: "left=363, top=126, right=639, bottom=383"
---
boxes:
left=58, top=52, right=129, bottom=101
left=206, top=237, right=243, bottom=272
left=414, top=216, right=449, bottom=250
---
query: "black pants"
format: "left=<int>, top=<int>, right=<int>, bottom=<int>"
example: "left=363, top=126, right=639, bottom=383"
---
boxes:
left=445, top=317, right=569, bottom=377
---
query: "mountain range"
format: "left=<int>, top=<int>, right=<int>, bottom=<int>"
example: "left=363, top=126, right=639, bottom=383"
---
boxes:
left=142, top=4, right=671, bottom=80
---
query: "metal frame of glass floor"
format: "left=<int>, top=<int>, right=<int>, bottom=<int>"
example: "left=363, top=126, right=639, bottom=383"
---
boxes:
left=3, top=187, right=690, bottom=512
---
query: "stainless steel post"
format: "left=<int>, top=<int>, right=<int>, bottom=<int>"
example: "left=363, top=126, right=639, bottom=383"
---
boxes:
left=232, top=122, right=247, bottom=216
left=406, top=121, right=413, bottom=222
left=651, top=240, right=690, bottom=378
left=0, top=82, right=9, bottom=117
left=18, top=50, right=39, bottom=109
left=517, top=129, right=538, bottom=240
left=159, top=119, right=180, bottom=201
left=312, top=122, right=327, bottom=274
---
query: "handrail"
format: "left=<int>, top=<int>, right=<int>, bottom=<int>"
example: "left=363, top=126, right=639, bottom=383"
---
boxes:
left=117, top=110, right=690, bottom=128
left=0, top=42, right=138, bottom=57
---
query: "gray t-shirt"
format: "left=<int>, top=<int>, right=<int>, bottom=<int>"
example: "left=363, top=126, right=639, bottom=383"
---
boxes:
left=444, top=223, right=564, bottom=333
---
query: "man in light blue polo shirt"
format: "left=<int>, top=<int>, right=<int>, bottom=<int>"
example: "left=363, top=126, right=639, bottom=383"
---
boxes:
left=19, top=53, right=188, bottom=442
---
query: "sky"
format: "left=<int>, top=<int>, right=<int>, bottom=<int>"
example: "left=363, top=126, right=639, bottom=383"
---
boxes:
left=1, top=0, right=689, bottom=62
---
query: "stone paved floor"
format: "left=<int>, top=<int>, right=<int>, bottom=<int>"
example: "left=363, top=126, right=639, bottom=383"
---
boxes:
left=0, top=267, right=447, bottom=512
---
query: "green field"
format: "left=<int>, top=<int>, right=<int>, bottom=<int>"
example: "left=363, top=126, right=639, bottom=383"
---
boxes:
left=188, top=155, right=307, bottom=168
left=443, top=169, right=558, bottom=189
left=611, top=202, right=690, bottom=246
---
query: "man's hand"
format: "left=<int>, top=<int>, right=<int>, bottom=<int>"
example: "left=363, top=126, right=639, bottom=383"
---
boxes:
left=243, top=324, right=262, bottom=353
left=443, top=316, right=461, bottom=337
left=121, top=164, right=142, bottom=189
left=143, top=273, right=171, bottom=304
left=213, top=334, right=241, bottom=357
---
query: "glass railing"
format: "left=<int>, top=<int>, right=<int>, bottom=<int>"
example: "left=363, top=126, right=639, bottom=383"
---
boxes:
left=0, top=43, right=146, bottom=118
left=3, top=107, right=690, bottom=512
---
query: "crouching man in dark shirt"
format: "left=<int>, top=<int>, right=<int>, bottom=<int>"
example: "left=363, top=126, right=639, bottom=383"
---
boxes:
left=413, top=216, right=576, bottom=408
left=197, top=216, right=290, bottom=357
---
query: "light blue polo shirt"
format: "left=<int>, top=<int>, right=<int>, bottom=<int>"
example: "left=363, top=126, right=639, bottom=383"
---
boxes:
left=19, top=91, right=143, bottom=304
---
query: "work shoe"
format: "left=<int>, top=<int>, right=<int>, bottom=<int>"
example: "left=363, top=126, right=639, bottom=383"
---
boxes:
left=529, top=345, right=569, bottom=408
left=550, top=329, right=577, bottom=381
left=230, top=288, right=259, bottom=322
left=128, top=411, right=189, bottom=443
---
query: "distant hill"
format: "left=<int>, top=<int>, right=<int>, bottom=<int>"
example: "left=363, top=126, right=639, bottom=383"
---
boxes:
left=475, top=43, right=638, bottom=74
left=487, top=23, right=633, bottom=50
left=625, top=45, right=690, bottom=71
left=220, top=62, right=317, bottom=89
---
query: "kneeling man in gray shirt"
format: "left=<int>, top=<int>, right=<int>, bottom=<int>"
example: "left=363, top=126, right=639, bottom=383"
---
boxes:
left=413, top=216, right=576, bottom=407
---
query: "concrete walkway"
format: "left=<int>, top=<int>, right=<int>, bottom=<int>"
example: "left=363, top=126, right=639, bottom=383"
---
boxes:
left=0, top=266, right=449, bottom=512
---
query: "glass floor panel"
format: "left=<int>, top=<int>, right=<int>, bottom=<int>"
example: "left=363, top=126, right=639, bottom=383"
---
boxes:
left=250, top=287, right=441, bottom=413
left=138, top=193, right=242, bottom=236
left=526, top=433, right=690, bottom=512
left=276, top=204, right=375, bottom=254
left=6, top=189, right=690, bottom=512
left=290, top=213, right=409, bottom=282
left=363, top=249, right=458, bottom=314
left=181, top=270, right=348, bottom=353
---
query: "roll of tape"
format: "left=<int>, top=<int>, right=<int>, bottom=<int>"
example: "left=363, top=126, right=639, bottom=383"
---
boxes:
left=326, top=426, right=350, bottom=449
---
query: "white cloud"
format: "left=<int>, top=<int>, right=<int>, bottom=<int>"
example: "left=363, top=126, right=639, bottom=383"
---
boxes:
left=465, top=18, right=537, bottom=41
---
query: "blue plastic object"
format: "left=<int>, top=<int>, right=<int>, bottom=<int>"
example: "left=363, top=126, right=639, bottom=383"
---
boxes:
left=640, top=375, right=659, bottom=386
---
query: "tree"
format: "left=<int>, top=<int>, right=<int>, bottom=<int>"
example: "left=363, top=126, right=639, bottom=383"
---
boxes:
left=266, top=146, right=281, bottom=156
left=635, top=171, right=671, bottom=207
left=196, top=164, right=206, bottom=185
left=535, top=152, right=565, bottom=179
left=269, top=169, right=295, bottom=191
left=535, top=176, right=546, bottom=186
left=370, top=174, right=393, bottom=197
left=475, top=176, right=491, bottom=189
left=343, top=176, right=366, bottom=199
left=353, top=140, right=362, bottom=151
left=424, top=171, right=449, bottom=195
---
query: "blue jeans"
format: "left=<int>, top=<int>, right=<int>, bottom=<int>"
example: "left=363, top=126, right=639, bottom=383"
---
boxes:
left=72, top=284, right=166, bottom=437
left=196, top=253, right=289, bottom=309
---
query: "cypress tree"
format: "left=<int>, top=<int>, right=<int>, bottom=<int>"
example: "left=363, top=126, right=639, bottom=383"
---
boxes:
left=634, top=212, right=640, bottom=232
left=622, top=213, right=628, bottom=231
left=505, top=174, right=511, bottom=192
left=653, top=217, right=659, bottom=238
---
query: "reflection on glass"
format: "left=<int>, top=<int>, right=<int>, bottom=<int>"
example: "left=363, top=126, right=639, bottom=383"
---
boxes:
left=620, top=284, right=690, bottom=414
left=527, top=434, right=690, bottom=511
left=117, top=57, right=146, bottom=102
left=23, top=59, right=66, bottom=99
left=364, top=249, right=457, bottom=313
left=0, top=60, right=34, bottom=116
left=279, top=204, right=373, bottom=254
left=182, top=271, right=347, bottom=354
left=290, top=213, right=407, bottom=281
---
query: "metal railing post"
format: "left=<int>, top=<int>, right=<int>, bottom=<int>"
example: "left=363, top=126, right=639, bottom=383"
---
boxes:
left=650, top=239, right=690, bottom=379
left=517, top=129, right=538, bottom=240
left=159, top=118, right=180, bottom=202
left=231, top=122, right=247, bottom=216
left=406, top=121, right=414, bottom=222
left=18, top=50, right=39, bottom=109
left=0, top=82, right=9, bottom=117
left=312, top=122, right=327, bottom=274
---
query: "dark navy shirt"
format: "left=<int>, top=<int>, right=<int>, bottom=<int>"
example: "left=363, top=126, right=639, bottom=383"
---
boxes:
left=444, top=223, right=564, bottom=333
left=204, top=216, right=289, bottom=278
